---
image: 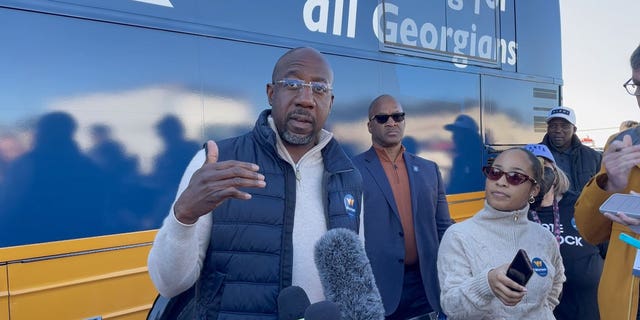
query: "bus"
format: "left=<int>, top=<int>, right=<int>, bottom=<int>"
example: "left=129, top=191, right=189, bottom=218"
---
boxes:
left=0, top=0, right=562, bottom=318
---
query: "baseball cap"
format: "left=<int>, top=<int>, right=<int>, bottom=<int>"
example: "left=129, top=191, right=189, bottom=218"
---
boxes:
left=523, top=144, right=555, bottom=163
left=444, top=115, right=479, bottom=133
left=546, top=106, right=576, bottom=126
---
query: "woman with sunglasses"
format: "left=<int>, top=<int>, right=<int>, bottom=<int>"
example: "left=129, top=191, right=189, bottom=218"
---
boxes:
left=437, top=147, right=565, bottom=320
left=524, top=144, right=604, bottom=320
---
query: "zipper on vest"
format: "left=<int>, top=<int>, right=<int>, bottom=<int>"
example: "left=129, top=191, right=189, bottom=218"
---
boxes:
left=295, top=163, right=301, bottom=181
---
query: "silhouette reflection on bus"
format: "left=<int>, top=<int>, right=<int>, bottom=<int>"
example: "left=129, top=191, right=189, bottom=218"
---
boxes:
left=0, top=112, right=199, bottom=247
left=444, top=115, right=488, bottom=194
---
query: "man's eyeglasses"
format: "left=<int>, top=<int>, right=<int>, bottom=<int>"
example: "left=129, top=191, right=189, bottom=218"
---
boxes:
left=369, top=112, right=405, bottom=124
left=274, top=79, right=332, bottom=96
left=482, top=166, right=537, bottom=186
left=623, top=78, right=640, bottom=96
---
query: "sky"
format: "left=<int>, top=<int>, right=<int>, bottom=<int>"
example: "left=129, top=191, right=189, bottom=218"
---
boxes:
left=560, top=1, right=640, bottom=148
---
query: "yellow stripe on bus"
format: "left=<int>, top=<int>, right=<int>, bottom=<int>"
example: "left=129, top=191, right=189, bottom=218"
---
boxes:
left=446, top=191, right=485, bottom=222
left=2, top=232, right=158, bottom=319
left=0, top=191, right=484, bottom=319
left=1, top=265, right=7, bottom=320
left=0, top=230, right=156, bottom=263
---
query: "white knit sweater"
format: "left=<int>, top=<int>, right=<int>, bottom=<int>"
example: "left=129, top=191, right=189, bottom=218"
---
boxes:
left=437, top=202, right=565, bottom=320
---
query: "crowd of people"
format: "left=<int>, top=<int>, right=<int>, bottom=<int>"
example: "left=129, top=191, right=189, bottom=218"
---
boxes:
left=147, top=43, right=640, bottom=319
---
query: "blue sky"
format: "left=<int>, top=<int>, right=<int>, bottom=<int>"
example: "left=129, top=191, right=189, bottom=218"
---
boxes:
left=560, top=1, right=640, bottom=147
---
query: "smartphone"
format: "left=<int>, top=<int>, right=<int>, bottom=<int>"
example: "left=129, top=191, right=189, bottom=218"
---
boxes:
left=506, top=249, right=534, bottom=288
left=599, top=193, right=640, bottom=219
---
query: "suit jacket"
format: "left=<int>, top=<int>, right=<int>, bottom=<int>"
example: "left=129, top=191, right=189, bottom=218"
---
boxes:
left=353, top=147, right=452, bottom=315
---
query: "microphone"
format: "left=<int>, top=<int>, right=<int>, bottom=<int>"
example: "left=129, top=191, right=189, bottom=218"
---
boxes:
left=277, top=285, right=310, bottom=320
left=304, top=300, right=342, bottom=320
left=314, top=228, right=385, bottom=320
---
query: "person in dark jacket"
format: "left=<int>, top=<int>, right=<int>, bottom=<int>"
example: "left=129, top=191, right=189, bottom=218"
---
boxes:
left=524, top=144, right=603, bottom=320
left=147, top=47, right=363, bottom=319
left=540, top=106, right=601, bottom=194
left=353, top=95, right=452, bottom=319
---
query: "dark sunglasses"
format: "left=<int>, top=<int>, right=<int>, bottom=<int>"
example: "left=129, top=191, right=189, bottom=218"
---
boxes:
left=482, top=166, right=537, bottom=186
left=370, top=112, right=405, bottom=124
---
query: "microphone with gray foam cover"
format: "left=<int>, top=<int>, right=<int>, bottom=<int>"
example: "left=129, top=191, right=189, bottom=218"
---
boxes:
left=314, top=228, right=385, bottom=320
left=277, top=285, right=310, bottom=320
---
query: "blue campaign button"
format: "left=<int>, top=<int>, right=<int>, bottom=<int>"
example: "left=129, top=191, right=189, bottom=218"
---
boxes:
left=531, top=257, right=548, bottom=277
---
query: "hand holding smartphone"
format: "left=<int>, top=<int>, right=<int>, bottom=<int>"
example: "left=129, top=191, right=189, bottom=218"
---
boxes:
left=506, top=249, right=533, bottom=289
left=599, top=193, right=640, bottom=219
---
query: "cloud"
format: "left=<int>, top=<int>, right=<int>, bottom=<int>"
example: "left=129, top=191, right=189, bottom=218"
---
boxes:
left=49, top=85, right=252, bottom=173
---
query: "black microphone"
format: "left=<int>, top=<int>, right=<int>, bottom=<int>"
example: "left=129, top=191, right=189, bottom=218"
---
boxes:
left=314, top=228, right=385, bottom=320
left=277, top=285, right=310, bottom=320
left=304, top=300, right=342, bottom=320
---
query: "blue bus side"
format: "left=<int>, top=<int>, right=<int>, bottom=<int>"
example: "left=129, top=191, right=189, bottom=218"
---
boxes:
left=0, top=0, right=561, bottom=246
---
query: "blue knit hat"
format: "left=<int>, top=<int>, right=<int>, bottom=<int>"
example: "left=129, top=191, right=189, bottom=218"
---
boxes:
left=523, top=144, right=555, bottom=163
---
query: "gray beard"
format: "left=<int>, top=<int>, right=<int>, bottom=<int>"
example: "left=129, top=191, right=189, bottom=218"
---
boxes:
left=281, top=131, right=314, bottom=145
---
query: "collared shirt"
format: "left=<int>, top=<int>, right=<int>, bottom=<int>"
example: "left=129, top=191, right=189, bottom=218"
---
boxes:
left=373, top=145, right=417, bottom=265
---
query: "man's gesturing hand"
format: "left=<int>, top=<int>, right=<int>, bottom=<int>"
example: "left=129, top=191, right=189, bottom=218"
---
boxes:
left=174, top=140, right=266, bottom=224
left=604, top=135, right=640, bottom=192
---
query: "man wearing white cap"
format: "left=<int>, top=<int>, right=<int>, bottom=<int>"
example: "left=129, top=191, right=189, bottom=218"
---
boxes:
left=540, top=105, right=602, bottom=193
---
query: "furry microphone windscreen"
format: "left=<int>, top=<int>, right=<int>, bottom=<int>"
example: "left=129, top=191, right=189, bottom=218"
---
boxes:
left=314, top=228, right=385, bottom=320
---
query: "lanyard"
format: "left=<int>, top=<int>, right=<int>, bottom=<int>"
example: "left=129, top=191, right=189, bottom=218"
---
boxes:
left=530, top=198, right=561, bottom=245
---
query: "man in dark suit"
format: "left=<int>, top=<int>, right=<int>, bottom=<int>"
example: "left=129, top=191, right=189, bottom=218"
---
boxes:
left=353, top=95, right=453, bottom=320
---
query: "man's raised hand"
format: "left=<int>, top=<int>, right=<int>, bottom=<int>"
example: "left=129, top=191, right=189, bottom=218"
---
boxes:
left=204, top=140, right=219, bottom=165
left=174, top=140, right=266, bottom=224
left=604, top=135, right=640, bottom=192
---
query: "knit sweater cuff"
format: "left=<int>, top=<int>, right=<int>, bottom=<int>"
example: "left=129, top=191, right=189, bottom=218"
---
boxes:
left=468, top=268, right=496, bottom=304
left=166, top=207, right=198, bottom=240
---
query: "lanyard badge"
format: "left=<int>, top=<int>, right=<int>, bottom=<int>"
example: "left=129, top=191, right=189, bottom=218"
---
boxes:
left=619, top=233, right=640, bottom=277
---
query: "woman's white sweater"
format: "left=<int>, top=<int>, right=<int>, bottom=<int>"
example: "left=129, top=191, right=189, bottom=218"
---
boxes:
left=437, top=202, right=565, bottom=320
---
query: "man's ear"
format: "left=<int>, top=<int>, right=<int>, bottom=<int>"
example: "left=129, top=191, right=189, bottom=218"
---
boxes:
left=266, top=83, right=274, bottom=107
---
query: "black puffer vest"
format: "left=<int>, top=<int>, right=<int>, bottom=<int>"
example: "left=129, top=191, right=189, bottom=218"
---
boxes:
left=195, top=110, right=362, bottom=319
